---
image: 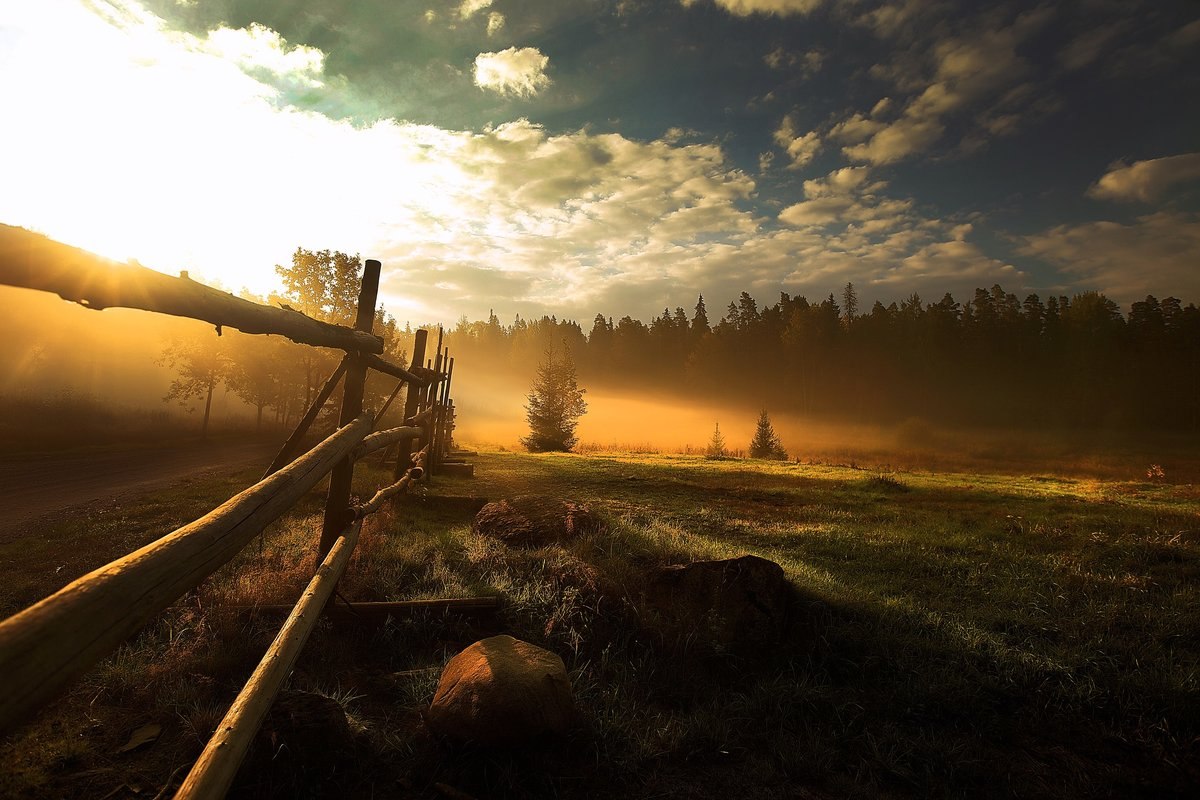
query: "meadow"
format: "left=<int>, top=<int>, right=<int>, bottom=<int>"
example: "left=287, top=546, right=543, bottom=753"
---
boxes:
left=1, top=448, right=1197, bottom=799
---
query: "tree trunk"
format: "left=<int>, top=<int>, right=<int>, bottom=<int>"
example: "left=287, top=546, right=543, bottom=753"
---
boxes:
left=202, top=378, right=214, bottom=441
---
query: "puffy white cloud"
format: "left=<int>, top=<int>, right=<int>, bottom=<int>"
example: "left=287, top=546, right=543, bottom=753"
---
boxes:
left=802, top=166, right=871, bottom=198
left=844, top=18, right=1041, bottom=165
left=1019, top=212, right=1200, bottom=300
left=773, top=115, right=821, bottom=167
left=204, top=23, right=325, bottom=89
left=457, top=0, right=494, bottom=19
left=1087, top=153, right=1200, bottom=203
left=828, top=113, right=884, bottom=145
left=680, top=0, right=824, bottom=16
left=843, top=117, right=943, bottom=164
left=473, top=47, right=551, bottom=97
left=487, top=12, right=506, bottom=36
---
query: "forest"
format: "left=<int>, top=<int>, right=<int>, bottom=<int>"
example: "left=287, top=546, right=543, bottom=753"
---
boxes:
left=5, top=248, right=1197, bottom=442
left=442, top=284, right=1200, bottom=431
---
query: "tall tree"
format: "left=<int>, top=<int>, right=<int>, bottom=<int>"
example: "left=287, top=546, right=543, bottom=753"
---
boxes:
left=705, top=422, right=727, bottom=458
left=522, top=342, right=588, bottom=452
left=158, top=329, right=229, bottom=440
left=842, top=282, right=859, bottom=326
left=692, top=294, right=710, bottom=336
left=749, top=409, right=787, bottom=460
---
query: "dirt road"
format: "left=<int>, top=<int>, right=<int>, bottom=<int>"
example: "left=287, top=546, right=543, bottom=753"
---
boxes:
left=0, top=439, right=278, bottom=541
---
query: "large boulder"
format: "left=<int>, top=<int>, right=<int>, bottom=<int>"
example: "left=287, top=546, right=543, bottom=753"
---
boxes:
left=247, top=690, right=355, bottom=781
left=472, top=496, right=599, bottom=546
left=646, top=555, right=796, bottom=649
left=426, top=635, right=576, bottom=747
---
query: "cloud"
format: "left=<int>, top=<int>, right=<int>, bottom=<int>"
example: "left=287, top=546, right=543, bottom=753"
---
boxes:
left=773, top=115, right=821, bottom=167
left=852, top=0, right=941, bottom=40
left=843, top=14, right=1045, bottom=165
left=1019, top=213, right=1200, bottom=300
left=487, top=12, right=506, bottom=36
left=680, top=0, right=825, bottom=16
left=802, top=166, right=871, bottom=198
left=1086, top=153, right=1200, bottom=203
left=204, top=23, right=325, bottom=89
left=828, top=113, right=884, bottom=145
left=457, top=0, right=494, bottom=19
left=473, top=47, right=552, bottom=97
left=1059, top=21, right=1130, bottom=71
left=764, top=47, right=824, bottom=77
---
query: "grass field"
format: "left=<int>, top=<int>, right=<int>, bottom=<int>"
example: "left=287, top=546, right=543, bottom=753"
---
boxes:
left=2, top=448, right=1198, bottom=799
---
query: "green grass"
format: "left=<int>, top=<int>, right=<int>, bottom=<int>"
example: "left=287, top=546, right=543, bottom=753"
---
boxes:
left=2, top=449, right=1198, bottom=798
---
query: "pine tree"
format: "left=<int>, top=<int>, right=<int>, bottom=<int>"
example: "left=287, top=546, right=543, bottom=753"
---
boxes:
left=692, top=294, right=711, bottom=336
left=521, top=342, right=587, bottom=452
left=749, top=409, right=787, bottom=460
left=842, top=281, right=858, bottom=326
left=705, top=422, right=727, bottom=458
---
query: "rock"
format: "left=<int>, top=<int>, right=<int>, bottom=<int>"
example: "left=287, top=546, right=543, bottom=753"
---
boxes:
left=472, top=496, right=599, bottom=546
left=647, top=555, right=795, bottom=649
left=253, top=690, right=354, bottom=773
left=426, top=635, right=576, bottom=746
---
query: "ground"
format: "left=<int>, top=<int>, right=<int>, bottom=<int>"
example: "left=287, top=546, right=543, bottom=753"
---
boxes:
left=0, top=446, right=1197, bottom=799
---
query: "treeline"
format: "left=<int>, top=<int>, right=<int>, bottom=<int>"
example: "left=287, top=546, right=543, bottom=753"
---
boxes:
left=443, top=285, right=1200, bottom=430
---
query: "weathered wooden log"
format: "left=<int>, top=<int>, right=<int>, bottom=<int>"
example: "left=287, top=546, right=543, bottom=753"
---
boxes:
left=0, top=224, right=382, bottom=353
left=354, top=447, right=428, bottom=518
left=362, top=352, right=433, bottom=386
left=0, top=414, right=374, bottom=732
left=352, top=426, right=425, bottom=461
left=262, top=356, right=349, bottom=478
left=319, top=261, right=380, bottom=558
left=174, top=519, right=364, bottom=800
left=406, top=406, right=435, bottom=428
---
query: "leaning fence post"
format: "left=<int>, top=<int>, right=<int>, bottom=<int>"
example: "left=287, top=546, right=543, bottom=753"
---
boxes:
left=319, top=260, right=380, bottom=559
left=393, top=328, right=428, bottom=479
left=420, top=327, right=444, bottom=478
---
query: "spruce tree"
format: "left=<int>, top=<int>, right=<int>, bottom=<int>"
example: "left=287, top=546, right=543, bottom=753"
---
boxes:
left=705, top=422, right=727, bottom=458
left=749, top=409, right=787, bottom=460
left=521, top=342, right=587, bottom=452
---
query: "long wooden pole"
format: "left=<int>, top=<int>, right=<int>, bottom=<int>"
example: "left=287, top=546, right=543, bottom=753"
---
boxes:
left=174, top=520, right=364, bottom=800
left=393, top=329, right=428, bottom=480
left=0, top=224, right=382, bottom=354
left=351, top=426, right=424, bottom=461
left=318, top=261, right=380, bottom=558
left=262, top=356, right=349, bottom=478
left=0, top=414, right=373, bottom=732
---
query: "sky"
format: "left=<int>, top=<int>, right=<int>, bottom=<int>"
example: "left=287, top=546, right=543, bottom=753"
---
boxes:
left=1, top=0, right=1198, bottom=326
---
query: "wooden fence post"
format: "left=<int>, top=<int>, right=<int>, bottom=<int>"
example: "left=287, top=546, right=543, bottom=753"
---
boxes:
left=319, top=260, right=380, bottom=559
left=393, top=328, right=428, bottom=479
left=420, top=327, right=444, bottom=478
left=433, top=354, right=454, bottom=472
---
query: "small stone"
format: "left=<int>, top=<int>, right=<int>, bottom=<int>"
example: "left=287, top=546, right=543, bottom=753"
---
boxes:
left=426, top=635, right=576, bottom=747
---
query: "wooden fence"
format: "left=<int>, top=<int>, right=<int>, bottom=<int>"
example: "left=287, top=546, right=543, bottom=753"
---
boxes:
left=0, top=226, right=469, bottom=798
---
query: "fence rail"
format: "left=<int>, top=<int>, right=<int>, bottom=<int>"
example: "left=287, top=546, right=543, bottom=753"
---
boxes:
left=0, top=233, right=466, bottom=797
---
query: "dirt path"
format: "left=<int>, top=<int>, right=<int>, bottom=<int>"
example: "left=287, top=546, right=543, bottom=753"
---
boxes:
left=0, top=439, right=278, bottom=542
